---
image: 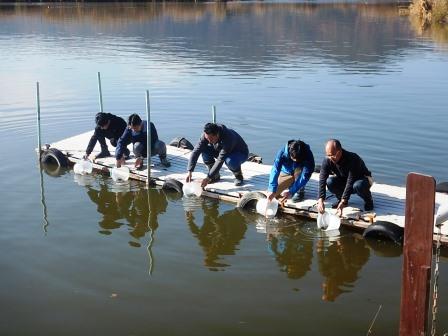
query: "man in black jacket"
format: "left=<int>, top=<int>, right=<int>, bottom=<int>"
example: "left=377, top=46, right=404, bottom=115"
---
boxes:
left=186, top=123, right=249, bottom=187
left=84, top=112, right=127, bottom=161
left=317, top=139, right=374, bottom=216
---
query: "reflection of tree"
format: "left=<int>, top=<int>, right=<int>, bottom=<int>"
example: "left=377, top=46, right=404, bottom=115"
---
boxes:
left=317, top=234, right=370, bottom=302
left=186, top=200, right=247, bottom=271
left=0, top=3, right=424, bottom=72
left=267, top=226, right=313, bottom=280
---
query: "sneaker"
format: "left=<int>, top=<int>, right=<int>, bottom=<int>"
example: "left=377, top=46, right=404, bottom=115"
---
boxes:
left=364, top=200, right=374, bottom=211
left=134, top=157, right=143, bottom=170
left=233, top=171, right=244, bottom=186
left=291, top=190, right=305, bottom=202
left=234, top=177, right=244, bottom=186
left=331, top=199, right=341, bottom=209
left=160, top=157, right=171, bottom=168
left=209, top=173, right=221, bottom=184
left=96, top=150, right=111, bottom=159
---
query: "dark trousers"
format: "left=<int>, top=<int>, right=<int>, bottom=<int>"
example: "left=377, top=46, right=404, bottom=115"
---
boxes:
left=202, top=145, right=248, bottom=173
left=327, top=176, right=372, bottom=203
left=133, top=140, right=167, bottom=159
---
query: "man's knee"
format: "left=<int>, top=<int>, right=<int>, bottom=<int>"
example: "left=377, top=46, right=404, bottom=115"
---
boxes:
left=153, top=140, right=167, bottom=156
left=353, top=179, right=370, bottom=194
left=133, top=142, right=145, bottom=157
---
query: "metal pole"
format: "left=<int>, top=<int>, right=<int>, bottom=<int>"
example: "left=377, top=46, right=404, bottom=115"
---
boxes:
left=212, top=105, right=216, bottom=123
left=146, top=90, right=151, bottom=184
left=97, top=72, right=104, bottom=112
left=36, top=82, right=42, bottom=156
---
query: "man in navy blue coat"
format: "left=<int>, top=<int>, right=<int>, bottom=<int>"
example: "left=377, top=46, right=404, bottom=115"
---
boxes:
left=186, top=123, right=249, bottom=187
left=115, top=114, right=170, bottom=169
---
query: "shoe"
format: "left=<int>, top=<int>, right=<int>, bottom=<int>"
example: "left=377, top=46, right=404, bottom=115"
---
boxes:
left=208, top=173, right=221, bottom=184
left=95, top=150, right=111, bottom=159
left=364, top=200, right=374, bottom=211
left=233, top=170, right=244, bottom=186
left=134, top=157, right=143, bottom=170
left=291, top=190, right=305, bottom=202
left=160, top=157, right=171, bottom=168
left=331, top=199, right=341, bottom=209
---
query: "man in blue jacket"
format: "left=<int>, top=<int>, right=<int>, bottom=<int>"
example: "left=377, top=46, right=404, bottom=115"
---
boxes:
left=115, top=114, right=170, bottom=169
left=186, top=123, right=249, bottom=187
left=267, top=140, right=315, bottom=203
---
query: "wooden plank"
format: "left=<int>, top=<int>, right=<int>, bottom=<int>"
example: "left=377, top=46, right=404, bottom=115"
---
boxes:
left=399, top=173, right=435, bottom=336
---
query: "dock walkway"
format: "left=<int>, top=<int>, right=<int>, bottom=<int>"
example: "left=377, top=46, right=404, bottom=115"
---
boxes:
left=49, top=131, right=448, bottom=243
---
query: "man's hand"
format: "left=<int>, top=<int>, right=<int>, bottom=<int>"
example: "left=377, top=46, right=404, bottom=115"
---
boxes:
left=83, top=154, right=89, bottom=160
left=336, top=199, right=347, bottom=217
left=267, top=191, right=276, bottom=202
left=317, top=198, right=325, bottom=214
left=186, top=171, right=193, bottom=183
left=201, top=177, right=210, bottom=189
left=279, top=190, right=291, bottom=206
left=116, top=157, right=125, bottom=168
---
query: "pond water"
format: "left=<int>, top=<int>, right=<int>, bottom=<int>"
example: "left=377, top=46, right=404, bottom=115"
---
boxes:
left=0, top=2, right=447, bottom=335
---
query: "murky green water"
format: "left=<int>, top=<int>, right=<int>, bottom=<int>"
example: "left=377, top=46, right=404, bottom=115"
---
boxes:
left=1, top=2, right=447, bottom=335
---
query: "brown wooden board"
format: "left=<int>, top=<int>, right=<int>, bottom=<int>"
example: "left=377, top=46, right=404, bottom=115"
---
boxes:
left=399, top=173, right=435, bottom=336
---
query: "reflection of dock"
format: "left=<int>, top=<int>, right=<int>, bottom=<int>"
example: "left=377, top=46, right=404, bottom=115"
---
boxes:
left=49, top=130, right=448, bottom=244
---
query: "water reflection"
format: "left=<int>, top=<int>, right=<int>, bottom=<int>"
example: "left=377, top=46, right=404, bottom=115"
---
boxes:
left=317, top=234, right=370, bottom=302
left=185, top=199, right=247, bottom=271
left=0, top=2, right=431, bottom=74
left=86, top=182, right=167, bottom=246
left=267, top=223, right=314, bottom=280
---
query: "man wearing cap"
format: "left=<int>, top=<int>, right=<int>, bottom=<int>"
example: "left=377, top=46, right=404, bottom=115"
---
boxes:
left=84, top=112, right=127, bottom=161
left=317, top=139, right=374, bottom=217
left=267, top=140, right=315, bottom=204
left=186, top=123, right=249, bottom=187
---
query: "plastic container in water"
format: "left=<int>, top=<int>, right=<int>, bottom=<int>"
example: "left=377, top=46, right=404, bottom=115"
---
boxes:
left=317, top=211, right=341, bottom=231
left=73, top=159, right=93, bottom=175
left=256, top=198, right=279, bottom=218
left=182, top=182, right=202, bottom=197
left=110, top=166, right=130, bottom=182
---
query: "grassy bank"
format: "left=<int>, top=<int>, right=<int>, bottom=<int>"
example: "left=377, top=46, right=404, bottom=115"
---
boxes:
left=410, top=0, right=448, bottom=26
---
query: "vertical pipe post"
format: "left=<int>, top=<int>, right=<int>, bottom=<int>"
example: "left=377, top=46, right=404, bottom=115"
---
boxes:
left=212, top=105, right=216, bottom=123
left=146, top=90, right=151, bottom=184
left=97, top=72, right=104, bottom=112
left=36, top=82, right=42, bottom=155
left=399, top=173, right=435, bottom=336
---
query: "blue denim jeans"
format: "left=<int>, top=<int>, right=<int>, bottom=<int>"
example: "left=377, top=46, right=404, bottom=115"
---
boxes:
left=133, top=140, right=167, bottom=159
left=202, top=145, right=248, bottom=173
left=327, top=176, right=372, bottom=203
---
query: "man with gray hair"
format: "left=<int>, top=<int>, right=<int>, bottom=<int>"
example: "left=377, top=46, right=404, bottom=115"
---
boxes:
left=317, top=139, right=374, bottom=216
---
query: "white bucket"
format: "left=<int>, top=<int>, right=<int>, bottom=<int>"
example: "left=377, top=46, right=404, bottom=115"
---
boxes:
left=317, top=211, right=341, bottom=231
left=182, top=182, right=202, bottom=197
left=110, top=166, right=130, bottom=182
left=256, top=198, right=279, bottom=218
left=73, top=159, right=93, bottom=175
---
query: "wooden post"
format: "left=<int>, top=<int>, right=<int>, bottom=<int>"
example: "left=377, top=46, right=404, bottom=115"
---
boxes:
left=97, top=72, right=104, bottom=112
left=399, top=173, right=435, bottom=336
left=145, top=90, right=151, bottom=184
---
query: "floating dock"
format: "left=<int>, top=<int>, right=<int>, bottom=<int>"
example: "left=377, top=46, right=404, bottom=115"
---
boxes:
left=47, top=130, right=448, bottom=244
